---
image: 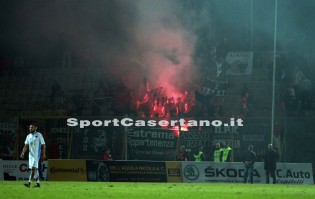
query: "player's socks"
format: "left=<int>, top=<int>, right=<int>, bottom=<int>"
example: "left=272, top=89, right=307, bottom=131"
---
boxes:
left=33, top=169, right=38, bottom=181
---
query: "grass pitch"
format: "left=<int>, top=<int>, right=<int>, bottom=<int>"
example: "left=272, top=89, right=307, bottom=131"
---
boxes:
left=1, top=181, right=314, bottom=199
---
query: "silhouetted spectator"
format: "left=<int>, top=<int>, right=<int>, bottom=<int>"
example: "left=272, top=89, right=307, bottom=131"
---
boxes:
left=300, top=74, right=312, bottom=111
left=241, top=92, right=250, bottom=117
left=176, top=97, right=185, bottom=117
left=282, top=87, right=297, bottom=116
left=176, top=145, right=188, bottom=161
left=264, top=144, right=278, bottom=184
left=243, top=145, right=256, bottom=184
left=164, top=97, right=176, bottom=117
left=277, top=68, right=290, bottom=101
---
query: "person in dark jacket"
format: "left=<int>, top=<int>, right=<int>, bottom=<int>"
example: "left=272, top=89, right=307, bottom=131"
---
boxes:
left=176, top=145, right=188, bottom=161
left=243, top=145, right=256, bottom=183
left=264, top=144, right=278, bottom=184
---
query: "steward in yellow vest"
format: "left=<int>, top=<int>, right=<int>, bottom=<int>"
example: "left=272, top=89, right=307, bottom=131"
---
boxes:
left=221, top=141, right=232, bottom=162
left=194, top=146, right=205, bottom=162
left=213, top=143, right=223, bottom=162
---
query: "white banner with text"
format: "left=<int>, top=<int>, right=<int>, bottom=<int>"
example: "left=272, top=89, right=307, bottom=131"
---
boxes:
left=3, top=160, right=48, bottom=181
left=182, top=162, right=313, bottom=184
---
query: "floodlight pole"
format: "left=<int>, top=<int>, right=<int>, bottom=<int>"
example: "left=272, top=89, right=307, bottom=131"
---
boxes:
left=271, top=0, right=278, bottom=144
left=250, top=0, right=253, bottom=51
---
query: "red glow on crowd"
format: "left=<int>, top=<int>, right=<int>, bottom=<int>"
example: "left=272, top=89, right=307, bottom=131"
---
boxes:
left=171, top=125, right=189, bottom=137
left=136, top=83, right=195, bottom=118
left=132, top=21, right=196, bottom=118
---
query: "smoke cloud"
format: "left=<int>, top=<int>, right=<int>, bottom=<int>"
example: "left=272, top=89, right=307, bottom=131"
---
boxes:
left=89, top=0, right=200, bottom=102
left=2, top=0, right=315, bottom=94
left=123, top=0, right=196, bottom=98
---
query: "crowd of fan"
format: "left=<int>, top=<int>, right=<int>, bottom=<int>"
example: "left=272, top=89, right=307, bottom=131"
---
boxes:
left=0, top=49, right=314, bottom=118
left=274, top=56, right=313, bottom=117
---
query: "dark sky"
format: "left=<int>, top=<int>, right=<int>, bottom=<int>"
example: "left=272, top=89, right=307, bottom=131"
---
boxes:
left=0, top=1, right=135, bottom=56
left=1, top=0, right=315, bottom=65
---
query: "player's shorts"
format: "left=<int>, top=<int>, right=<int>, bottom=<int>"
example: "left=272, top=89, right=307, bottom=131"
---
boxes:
left=29, top=156, right=39, bottom=169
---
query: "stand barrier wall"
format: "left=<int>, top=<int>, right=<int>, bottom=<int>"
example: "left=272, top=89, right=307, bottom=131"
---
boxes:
left=182, top=162, right=313, bottom=184
left=1, top=160, right=313, bottom=184
left=0, top=159, right=3, bottom=181
left=2, top=160, right=48, bottom=181
left=43, top=160, right=314, bottom=184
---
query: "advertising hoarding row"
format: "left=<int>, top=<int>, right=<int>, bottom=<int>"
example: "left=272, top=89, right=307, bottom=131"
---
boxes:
left=182, top=162, right=313, bottom=184
left=2, top=160, right=48, bottom=181
left=46, top=160, right=313, bottom=184
left=1, top=160, right=313, bottom=185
